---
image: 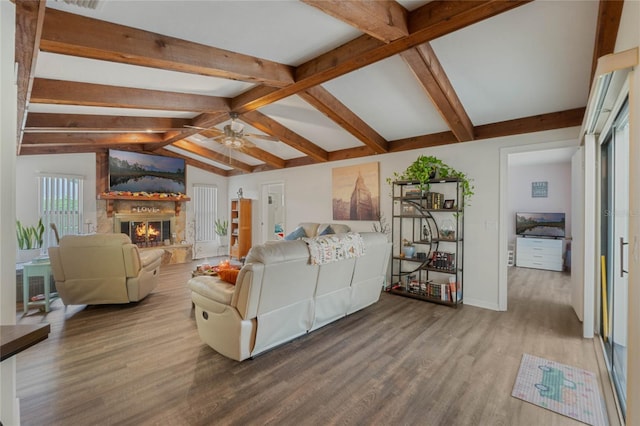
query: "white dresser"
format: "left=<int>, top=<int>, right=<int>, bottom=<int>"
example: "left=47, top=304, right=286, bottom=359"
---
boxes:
left=516, top=237, right=564, bottom=271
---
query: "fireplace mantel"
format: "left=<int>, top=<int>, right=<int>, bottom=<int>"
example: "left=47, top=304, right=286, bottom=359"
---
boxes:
left=98, top=193, right=191, bottom=217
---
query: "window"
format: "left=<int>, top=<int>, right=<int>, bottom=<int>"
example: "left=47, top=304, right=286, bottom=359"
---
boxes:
left=39, top=174, right=83, bottom=247
left=193, top=184, right=218, bottom=242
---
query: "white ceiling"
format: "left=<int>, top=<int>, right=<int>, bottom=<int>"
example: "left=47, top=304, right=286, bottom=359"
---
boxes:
left=30, top=0, right=601, bottom=172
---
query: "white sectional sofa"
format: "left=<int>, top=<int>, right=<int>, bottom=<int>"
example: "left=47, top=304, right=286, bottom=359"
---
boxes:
left=189, top=232, right=391, bottom=361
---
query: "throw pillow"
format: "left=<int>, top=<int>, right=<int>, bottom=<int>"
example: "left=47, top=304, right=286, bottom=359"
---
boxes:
left=284, top=226, right=307, bottom=240
left=318, top=225, right=334, bottom=236
left=218, top=268, right=240, bottom=285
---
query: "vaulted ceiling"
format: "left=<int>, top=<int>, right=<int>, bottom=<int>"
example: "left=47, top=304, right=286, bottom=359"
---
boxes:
left=15, top=0, right=623, bottom=176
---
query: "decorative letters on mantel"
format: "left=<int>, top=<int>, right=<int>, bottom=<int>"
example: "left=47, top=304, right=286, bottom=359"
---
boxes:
left=131, top=206, right=161, bottom=213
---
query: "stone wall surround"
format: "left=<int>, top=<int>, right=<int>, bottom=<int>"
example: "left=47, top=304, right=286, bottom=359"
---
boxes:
left=96, top=199, right=191, bottom=264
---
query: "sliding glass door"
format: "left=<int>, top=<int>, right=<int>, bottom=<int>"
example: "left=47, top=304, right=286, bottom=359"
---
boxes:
left=600, top=99, right=629, bottom=418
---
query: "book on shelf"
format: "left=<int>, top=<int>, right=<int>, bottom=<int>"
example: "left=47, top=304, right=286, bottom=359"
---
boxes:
left=430, top=251, right=456, bottom=270
left=420, top=191, right=445, bottom=209
left=440, top=283, right=449, bottom=301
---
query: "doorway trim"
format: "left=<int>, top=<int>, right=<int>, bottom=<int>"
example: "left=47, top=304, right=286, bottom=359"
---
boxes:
left=498, top=137, right=580, bottom=311
left=260, top=181, right=285, bottom=244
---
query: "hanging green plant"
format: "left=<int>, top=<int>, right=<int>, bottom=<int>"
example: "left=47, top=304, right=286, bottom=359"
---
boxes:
left=387, top=155, right=474, bottom=207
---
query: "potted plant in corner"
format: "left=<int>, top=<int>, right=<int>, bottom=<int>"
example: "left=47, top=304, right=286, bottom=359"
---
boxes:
left=16, top=218, right=45, bottom=263
left=214, top=218, right=228, bottom=247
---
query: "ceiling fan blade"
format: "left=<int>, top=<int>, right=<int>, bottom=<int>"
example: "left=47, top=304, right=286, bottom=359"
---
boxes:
left=244, top=133, right=279, bottom=142
left=241, top=138, right=256, bottom=148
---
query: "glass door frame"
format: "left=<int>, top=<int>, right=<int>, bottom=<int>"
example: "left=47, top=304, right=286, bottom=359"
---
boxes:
left=598, top=89, right=630, bottom=420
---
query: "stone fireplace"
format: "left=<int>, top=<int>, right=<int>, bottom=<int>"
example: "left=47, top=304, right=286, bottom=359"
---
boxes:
left=96, top=198, right=192, bottom=264
left=114, top=212, right=175, bottom=247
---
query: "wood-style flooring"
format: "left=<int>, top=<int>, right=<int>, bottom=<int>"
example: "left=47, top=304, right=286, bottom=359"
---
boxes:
left=14, top=263, right=607, bottom=425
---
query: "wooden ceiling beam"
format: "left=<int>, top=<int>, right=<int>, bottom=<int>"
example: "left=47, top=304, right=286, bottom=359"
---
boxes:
left=155, top=148, right=229, bottom=177
left=299, top=86, right=389, bottom=154
left=301, top=0, right=409, bottom=43
left=388, top=131, right=457, bottom=152
left=24, top=113, right=191, bottom=132
left=30, top=78, right=231, bottom=112
left=22, top=132, right=164, bottom=146
left=473, top=107, right=586, bottom=140
left=589, top=0, right=624, bottom=83
left=171, top=139, right=254, bottom=173
left=400, top=44, right=474, bottom=142
left=20, top=144, right=136, bottom=155
left=40, top=8, right=294, bottom=87
left=233, top=0, right=530, bottom=113
left=328, top=145, right=376, bottom=162
left=15, top=0, right=46, bottom=152
left=240, top=111, right=329, bottom=162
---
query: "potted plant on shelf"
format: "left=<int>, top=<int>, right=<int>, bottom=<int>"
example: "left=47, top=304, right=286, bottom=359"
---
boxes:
left=16, top=218, right=45, bottom=263
left=387, top=155, right=474, bottom=207
left=401, top=239, right=416, bottom=258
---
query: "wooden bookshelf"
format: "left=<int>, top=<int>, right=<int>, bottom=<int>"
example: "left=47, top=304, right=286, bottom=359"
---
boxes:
left=229, top=198, right=252, bottom=260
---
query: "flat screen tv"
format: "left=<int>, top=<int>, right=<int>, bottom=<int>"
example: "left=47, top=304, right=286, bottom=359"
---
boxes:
left=108, top=149, right=186, bottom=195
left=516, top=212, right=565, bottom=238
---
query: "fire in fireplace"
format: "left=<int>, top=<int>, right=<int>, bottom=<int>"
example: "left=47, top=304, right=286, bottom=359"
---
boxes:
left=115, top=213, right=174, bottom=247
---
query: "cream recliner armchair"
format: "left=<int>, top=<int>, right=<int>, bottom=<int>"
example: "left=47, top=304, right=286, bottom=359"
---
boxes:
left=49, top=233, right=164, bottom=305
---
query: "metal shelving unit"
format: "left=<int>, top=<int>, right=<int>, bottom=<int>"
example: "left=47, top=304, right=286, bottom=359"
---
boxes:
left=389, top=179, right=464, bottom=307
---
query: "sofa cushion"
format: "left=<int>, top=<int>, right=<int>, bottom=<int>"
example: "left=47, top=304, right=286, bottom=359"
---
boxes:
left=318, top=225, right=334, bottom=236
left=327, top=224, right=350, bottom=234
left=218, top=268, right=240, bottom=285
left=284, top=225, right=307, bottom=240
left=297, top=222, right=320, bottom=238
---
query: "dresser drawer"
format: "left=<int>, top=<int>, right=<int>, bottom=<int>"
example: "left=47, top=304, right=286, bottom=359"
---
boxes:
left=516, top=237, right=564, bottom=272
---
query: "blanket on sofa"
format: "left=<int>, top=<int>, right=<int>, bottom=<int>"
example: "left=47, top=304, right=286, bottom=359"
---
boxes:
left=303, top=232, right=365, bottom=265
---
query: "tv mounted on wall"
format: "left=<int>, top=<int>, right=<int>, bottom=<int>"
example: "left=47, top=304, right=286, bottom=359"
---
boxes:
left=516, top=212, right=565, bottom=238
left=108, top=149, right=186, bottom=195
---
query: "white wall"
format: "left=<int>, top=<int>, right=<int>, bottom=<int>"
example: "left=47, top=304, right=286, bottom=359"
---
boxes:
left=507, top=162, right=572, bottom=245
left=230, top=126, right=580, bottom=310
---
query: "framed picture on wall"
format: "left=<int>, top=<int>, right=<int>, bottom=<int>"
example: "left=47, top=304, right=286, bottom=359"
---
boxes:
left=531, top=181, right=548, bottom=198
left=332, top=162, right=379, bottom=220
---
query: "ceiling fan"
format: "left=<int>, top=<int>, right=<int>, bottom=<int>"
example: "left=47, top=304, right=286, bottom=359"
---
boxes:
left=187, top=112, right=278, bottom=150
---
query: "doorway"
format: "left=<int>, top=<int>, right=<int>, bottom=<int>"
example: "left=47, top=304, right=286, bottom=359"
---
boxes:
left=260, top=182, right=285, bottom=244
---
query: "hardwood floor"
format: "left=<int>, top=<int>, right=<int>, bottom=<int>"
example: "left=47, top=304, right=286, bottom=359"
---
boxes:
left=14, top=263, right=607, bottom=425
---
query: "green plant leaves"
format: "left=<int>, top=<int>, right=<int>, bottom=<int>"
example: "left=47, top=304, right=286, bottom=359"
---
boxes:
left=16, top=218, right=45, bottom=249
left=387, top=155, right=474, bottom=207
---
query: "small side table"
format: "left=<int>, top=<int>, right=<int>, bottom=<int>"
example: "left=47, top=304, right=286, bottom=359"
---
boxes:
left=23, top=260, right=58, bottom=314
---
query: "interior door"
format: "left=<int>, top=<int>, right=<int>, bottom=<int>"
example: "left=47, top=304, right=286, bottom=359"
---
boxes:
left=261, top=182, right=285, bottom=243
left=600, top=99, right=629, bottom=418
